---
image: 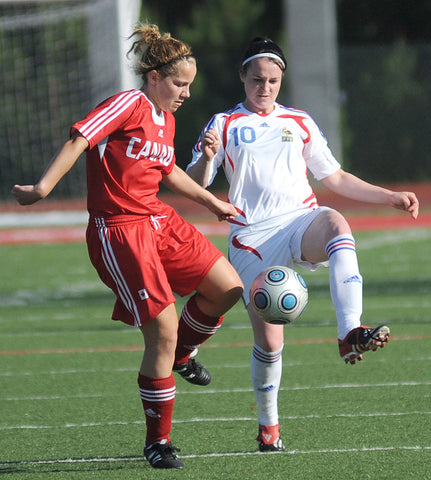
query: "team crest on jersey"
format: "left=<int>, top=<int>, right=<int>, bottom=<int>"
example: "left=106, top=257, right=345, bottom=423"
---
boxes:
left=282, top=128, right=293, bottom=142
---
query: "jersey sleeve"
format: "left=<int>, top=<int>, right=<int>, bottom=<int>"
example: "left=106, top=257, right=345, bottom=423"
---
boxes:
left=187, top=114, right=226, bottom=186
left=302, top=115, right=341, bottom=181
left=70, top=90, right=143, bottom=148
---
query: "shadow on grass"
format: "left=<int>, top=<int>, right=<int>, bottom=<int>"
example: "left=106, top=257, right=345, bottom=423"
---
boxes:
left=0, top=456, right=144, bottom=475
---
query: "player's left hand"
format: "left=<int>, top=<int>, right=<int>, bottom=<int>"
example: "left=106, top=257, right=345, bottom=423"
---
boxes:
left=390, top=191, right=419, bottom=219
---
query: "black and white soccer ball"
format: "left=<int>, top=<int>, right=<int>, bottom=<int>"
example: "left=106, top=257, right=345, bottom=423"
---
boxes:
left=250, top=266, right=308, bottom=324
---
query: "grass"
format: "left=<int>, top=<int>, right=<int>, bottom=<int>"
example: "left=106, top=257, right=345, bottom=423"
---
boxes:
left=0, top=229, right=430, bottom=479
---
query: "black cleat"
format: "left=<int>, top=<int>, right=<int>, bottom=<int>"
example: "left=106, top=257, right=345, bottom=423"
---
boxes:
left=173, top=358, right=211, bottom=386
left=144, top=441, right=184, bottom=469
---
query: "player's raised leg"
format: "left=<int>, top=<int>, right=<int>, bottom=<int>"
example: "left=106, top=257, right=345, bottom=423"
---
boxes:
left=302, top=209, right=390, bottom=364
left=174, top=256, right=243, bottom=385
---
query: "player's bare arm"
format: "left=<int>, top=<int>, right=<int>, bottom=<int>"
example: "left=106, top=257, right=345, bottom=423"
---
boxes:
left=12, top=134, right=89, bottom=205
left=186, top=128, right=220, bottom=188
left=321, top=169, right=419, bottom=219
left=163, top=164, right=238, bottom=222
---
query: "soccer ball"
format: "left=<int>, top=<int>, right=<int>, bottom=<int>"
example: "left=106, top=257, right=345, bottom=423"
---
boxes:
left=249, top=266, right=308, bottom=324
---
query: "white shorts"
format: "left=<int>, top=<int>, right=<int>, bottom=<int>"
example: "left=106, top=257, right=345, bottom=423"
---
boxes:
left=228, top=207, right=330, bottom=305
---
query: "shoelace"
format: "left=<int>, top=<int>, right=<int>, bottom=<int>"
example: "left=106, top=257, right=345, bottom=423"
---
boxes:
left=160, top=442, right=181, bottom=458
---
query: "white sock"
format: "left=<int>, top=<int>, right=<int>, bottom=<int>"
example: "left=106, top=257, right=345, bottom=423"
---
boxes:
left=325, top=234, right=363, bottom=340
left=250, top=344, right=283, bottom=426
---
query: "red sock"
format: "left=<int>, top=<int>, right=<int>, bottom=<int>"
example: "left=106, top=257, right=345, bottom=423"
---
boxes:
left=175, top=294, right=224, bottom=364
left=138, top=373, right=176, bottom=446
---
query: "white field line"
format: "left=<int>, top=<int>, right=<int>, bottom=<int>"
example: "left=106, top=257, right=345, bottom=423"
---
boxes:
left=3, top=313, right=431, bottom=340
left=2, top=315, right=431, bottom=339
left=0, top=445, right=430, bottom=468
left=0, top=211, right=88, bottom=228
left=356, top=228, right=431, bottom=249
left=0, top=366, right=139, bottom=376
left=1, top=410, right=431, bottom=431
left=0, top=228, right=428, bottom=308
left=2, top=332, right=431, bottom=356
left=1, top=380, right=430, bottom=403
left=1, top=354, right=430, bottom=378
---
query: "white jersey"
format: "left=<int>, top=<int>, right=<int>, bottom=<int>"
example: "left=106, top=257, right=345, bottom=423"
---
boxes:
left=189, top=102, right=340, bottom=233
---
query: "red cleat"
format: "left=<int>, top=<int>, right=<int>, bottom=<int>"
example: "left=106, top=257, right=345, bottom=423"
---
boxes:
left=339, top=324, right=390, bottom=365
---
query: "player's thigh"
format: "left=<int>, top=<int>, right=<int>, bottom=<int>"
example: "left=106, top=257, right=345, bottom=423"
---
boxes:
left=158, top=215, right=227, bottom=297
left=87, top=219, right=175, bottom=325
left=301, top=208, right=351, bottom=263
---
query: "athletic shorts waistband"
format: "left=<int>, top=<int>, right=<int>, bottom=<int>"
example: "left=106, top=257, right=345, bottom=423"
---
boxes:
left=89, top=214, right=150, bottom=228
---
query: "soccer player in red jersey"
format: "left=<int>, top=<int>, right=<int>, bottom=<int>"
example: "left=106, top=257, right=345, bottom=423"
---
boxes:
left=12, top=24, right=243, bottom=469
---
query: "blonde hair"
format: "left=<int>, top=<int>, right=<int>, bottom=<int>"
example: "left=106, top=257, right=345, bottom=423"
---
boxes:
left=128, top=23, right=194, bottom=81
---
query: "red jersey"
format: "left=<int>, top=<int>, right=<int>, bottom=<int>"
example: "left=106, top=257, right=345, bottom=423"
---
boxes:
left=71, top=89, right=176, bottom=216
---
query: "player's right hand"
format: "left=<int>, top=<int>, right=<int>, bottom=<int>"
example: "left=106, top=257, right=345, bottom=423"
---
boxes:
left=210, top=197, right=239, bottom=222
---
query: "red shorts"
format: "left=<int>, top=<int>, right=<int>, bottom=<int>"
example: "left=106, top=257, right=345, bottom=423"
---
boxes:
left=86, top=206, right=223, bottom=326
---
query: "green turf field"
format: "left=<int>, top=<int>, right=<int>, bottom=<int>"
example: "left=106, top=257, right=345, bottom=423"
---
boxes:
left=1, top=229, right=430, bottom=479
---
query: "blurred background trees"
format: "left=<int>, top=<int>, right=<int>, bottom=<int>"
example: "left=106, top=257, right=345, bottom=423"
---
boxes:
left=1, top=0, right=430, bottom=199
left=145, top=0, right=431, bottom=187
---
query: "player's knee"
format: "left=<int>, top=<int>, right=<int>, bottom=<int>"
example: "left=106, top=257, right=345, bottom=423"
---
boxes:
left=225, top=283, right=244, bottom=308
left=325, top=209, right=351, bottom=236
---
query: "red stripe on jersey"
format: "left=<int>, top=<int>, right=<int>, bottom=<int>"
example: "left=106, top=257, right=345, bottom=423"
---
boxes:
left=234, top=206, right=246, bottom=217
left=228, top=206, right=247, bottom=226
left=226, top=151, right=234, bottom=171
left=302, top=193, right=319, bottom=209
left=229, top=218, right=247, bottom=227
left=232, top=235, right=262, bottom=260
left=302, top=193, right=315, bottom=204
left=278, top=113, right=311, bottom=144
left=222, top=112, right=248, bottom=147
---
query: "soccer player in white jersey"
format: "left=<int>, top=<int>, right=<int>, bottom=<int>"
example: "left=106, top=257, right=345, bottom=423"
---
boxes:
left=187, top=37, right=419, bottom=452
left=12, top=24, right=243, bottom=470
